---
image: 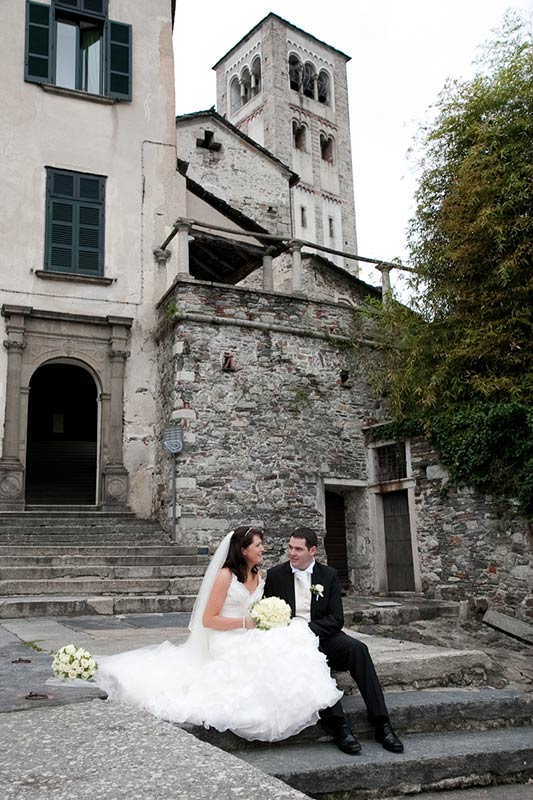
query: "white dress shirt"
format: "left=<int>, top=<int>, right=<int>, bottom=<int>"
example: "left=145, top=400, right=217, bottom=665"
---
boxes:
left=291, top=561, right=315, bottom=622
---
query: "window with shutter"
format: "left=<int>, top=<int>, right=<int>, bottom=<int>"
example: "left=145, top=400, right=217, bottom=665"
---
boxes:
left=106, top=21, right=132, bottom=101
left=24, top=1, right=131, bottom=101
left=45, top=168, right=105, bottom=277
left=25, top=1, right=52, bottom=83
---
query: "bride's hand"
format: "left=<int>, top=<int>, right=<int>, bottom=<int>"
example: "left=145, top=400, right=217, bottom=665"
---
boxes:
left=244, top=617, right=256, bottom=630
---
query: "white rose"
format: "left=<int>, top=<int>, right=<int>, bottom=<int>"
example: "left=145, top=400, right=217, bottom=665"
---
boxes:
left=68, top=669, right=78, bottom=679
left=64, top=644, right=76, bottom=655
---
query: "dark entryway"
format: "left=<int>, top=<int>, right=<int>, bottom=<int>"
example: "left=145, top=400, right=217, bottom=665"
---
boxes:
left=325, top=491, right=349, bottom=591
left=382, top=490, right=415, bottom=591
left=25, top=363, right=98, bottom=505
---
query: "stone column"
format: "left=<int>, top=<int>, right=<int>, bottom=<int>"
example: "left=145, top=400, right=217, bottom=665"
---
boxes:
left=101, top=317, right=132, bottom=510
left=378, top=265, right=393, bottom=299
left=176, top=221, right=192, bottom=278
left=0, top=306, right=30, bottom=509
left=262, top=247, right=275, bottom=292
left=290, top=241, right=303, bottom=294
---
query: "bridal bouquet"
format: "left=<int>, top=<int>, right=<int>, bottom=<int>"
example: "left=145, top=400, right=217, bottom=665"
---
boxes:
left=52, top=644, right=97, bottom=681
left=251, top=597, right=291, bottom=630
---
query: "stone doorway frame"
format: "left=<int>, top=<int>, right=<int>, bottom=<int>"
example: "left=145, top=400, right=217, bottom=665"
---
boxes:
left=318, top=477, right=371, bottom=593
left=366, top=439, right=422, bottom=593
left=0, top=305, right=132, bottom=511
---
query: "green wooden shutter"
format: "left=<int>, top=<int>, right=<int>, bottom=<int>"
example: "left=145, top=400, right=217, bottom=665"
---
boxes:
left=46, top=171, right=75, bottom=272
left=106, top=21, right=132, bottom=101
left=46, top=170, right=105, bottom=276
left=25, top=1, right=52, bottom=84
left=77, top=175, right=104, bottom=274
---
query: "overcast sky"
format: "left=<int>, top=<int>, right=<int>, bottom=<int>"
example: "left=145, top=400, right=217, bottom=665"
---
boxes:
left=173, top=1, right=532, bottom=291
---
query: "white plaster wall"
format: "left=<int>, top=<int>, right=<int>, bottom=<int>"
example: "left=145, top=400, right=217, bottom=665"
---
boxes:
left=0, top=0, right=186, bottom=516
left=176, top=117, right=292, bottom=237
left=293, top=187, right=317, bottom=244
left=321, top=199, right=344, bottom=267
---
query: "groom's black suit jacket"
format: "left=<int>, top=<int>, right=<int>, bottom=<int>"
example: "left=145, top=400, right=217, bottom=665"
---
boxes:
left=263, top=561, right=344, bottom=642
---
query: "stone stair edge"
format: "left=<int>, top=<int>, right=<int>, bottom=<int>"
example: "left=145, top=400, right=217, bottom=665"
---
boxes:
left=235, top=727, right=533, bottom=797
left=182, top=689, right=533, bottom=752
left=0, top=594, right=197, bottom=617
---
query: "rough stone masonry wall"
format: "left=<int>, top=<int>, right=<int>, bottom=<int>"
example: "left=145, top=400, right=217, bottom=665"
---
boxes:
left=411, top=437, right=533, bottom=622
left=155, top=278, right=378, bottom=566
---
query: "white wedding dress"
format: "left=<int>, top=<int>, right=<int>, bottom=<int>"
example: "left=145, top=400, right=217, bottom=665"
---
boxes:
left=92, top=574, right=342, bottom=741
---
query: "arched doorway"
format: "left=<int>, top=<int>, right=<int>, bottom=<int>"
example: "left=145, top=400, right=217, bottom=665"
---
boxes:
left=325, top=490, right=349, bottom=591
left=25, top=363, right=98, bottom=505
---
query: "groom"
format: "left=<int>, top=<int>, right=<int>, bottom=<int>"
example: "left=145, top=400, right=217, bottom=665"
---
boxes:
left=263, top=527, right=404, bottom=755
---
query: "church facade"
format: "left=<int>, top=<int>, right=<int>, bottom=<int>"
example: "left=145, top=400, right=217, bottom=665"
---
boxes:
left=0, top=6, right=530, bottom=621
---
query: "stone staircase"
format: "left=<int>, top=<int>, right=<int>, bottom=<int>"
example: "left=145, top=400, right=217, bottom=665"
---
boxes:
left=0, top=510, right=208, bottom=618
left=183, top=689, right=533, bottom=798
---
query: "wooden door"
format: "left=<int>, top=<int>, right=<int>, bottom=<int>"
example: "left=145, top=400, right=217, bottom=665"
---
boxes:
left=325, top=491, right=349, bottom=591
left=382, top=490, right=415, bottom=591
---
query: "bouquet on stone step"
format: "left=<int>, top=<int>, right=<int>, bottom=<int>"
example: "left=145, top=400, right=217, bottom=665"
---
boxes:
left=250, top=596, right=291, bottom=630
left=52, top=644, right=97, bottom=680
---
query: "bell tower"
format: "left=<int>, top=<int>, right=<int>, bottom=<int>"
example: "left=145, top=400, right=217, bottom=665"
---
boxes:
left=213, top=13, right=358, bottom=272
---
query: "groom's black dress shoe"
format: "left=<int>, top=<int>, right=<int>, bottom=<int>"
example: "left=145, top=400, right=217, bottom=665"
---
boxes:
left=375, top=722, right=404, bottom=753
left=333, top=722, right=362, bottom=755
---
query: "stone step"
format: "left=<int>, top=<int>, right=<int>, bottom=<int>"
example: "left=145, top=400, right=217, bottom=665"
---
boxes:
left=0, top=525, right=170, bottom=544
left=345, top=596, right=461, bottom=626
left=0, top=564, right=206, bottom=580
left=337, top=630, right=489, bottom=691
left=183, top=689, right=533, bottom=752
left=0, top=514, right=151, bottom=526
left=0, top=576, right=203, bottom=596
left=0, top=545, right=203, bottom=556
left=1, top=554, right=208, bottom=567
left=0, top=593, right=197, bottom=618
left=235, top=727, right=533, bottom=798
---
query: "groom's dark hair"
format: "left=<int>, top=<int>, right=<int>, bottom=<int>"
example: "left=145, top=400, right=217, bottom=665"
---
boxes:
left=291, top=527, right=318, bottom=549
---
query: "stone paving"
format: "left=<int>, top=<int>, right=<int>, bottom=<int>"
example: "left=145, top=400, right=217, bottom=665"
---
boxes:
left=0, top=612, right=523, bottom=800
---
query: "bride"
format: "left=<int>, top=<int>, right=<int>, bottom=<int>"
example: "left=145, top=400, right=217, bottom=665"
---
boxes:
left=92, top=525, right=342, bottom=742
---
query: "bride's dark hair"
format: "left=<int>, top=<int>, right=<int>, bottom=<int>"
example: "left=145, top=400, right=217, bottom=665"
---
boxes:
left=223, top=525, right=263, bottom=583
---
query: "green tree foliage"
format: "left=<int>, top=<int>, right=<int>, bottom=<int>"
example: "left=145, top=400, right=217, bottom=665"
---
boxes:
left=358, top=13, right=533, bottom=513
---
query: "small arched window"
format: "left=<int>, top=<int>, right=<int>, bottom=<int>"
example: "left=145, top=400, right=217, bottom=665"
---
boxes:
left=318, top=70, right=330, bottom=105
left=292, top=120, right=307, bottom=151
left=302, top=62, right=316, bottom=99
left=288, top=54, right=302, bottom=91
left=251, top=56, right=261, bottom=97
left=320, top=133, right=334, bottom=163
left=240, top=67, right=251, bottom=105
left=230, top=76, right=240, bottom=114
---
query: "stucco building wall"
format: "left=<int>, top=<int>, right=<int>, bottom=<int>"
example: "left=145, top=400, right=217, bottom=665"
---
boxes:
left=0, top=0, right=184, bottom=515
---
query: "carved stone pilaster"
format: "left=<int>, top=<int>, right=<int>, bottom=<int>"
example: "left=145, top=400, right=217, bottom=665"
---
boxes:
left=102, top=464, right=129, bottom=511
left=0, top=464, right=25, bottom=510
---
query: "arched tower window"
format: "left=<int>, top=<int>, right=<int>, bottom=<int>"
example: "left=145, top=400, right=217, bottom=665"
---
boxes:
left=320, top=133, right=334, bottom=163
left=318, top=70, right=330, bottom=105
left=251, top=56, right=261, bottom=97
left=288, top=53, right=302, bottom=91
left=302, top=62, right=316, bottom=99
left=230, top=75, right=240, bottom=114
left=240, top=67, right=251, bottom=105
left=292, top=120, right=307, bottom=151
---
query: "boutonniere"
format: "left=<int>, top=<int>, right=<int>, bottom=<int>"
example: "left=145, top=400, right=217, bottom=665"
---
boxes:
left=310, top=584, right=324, bottom=598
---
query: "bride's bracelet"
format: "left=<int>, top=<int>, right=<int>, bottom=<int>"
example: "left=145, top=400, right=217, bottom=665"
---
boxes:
left=242, top=617, right=246, bottom=629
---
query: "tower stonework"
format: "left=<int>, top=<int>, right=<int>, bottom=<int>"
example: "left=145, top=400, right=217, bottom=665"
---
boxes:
left=213, top=13, right=358, bottom=271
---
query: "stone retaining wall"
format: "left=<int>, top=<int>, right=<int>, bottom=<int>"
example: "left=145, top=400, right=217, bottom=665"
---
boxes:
left=411, top=437, right=532, bottom=622
left=155, top=278, right=376, bottom=568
